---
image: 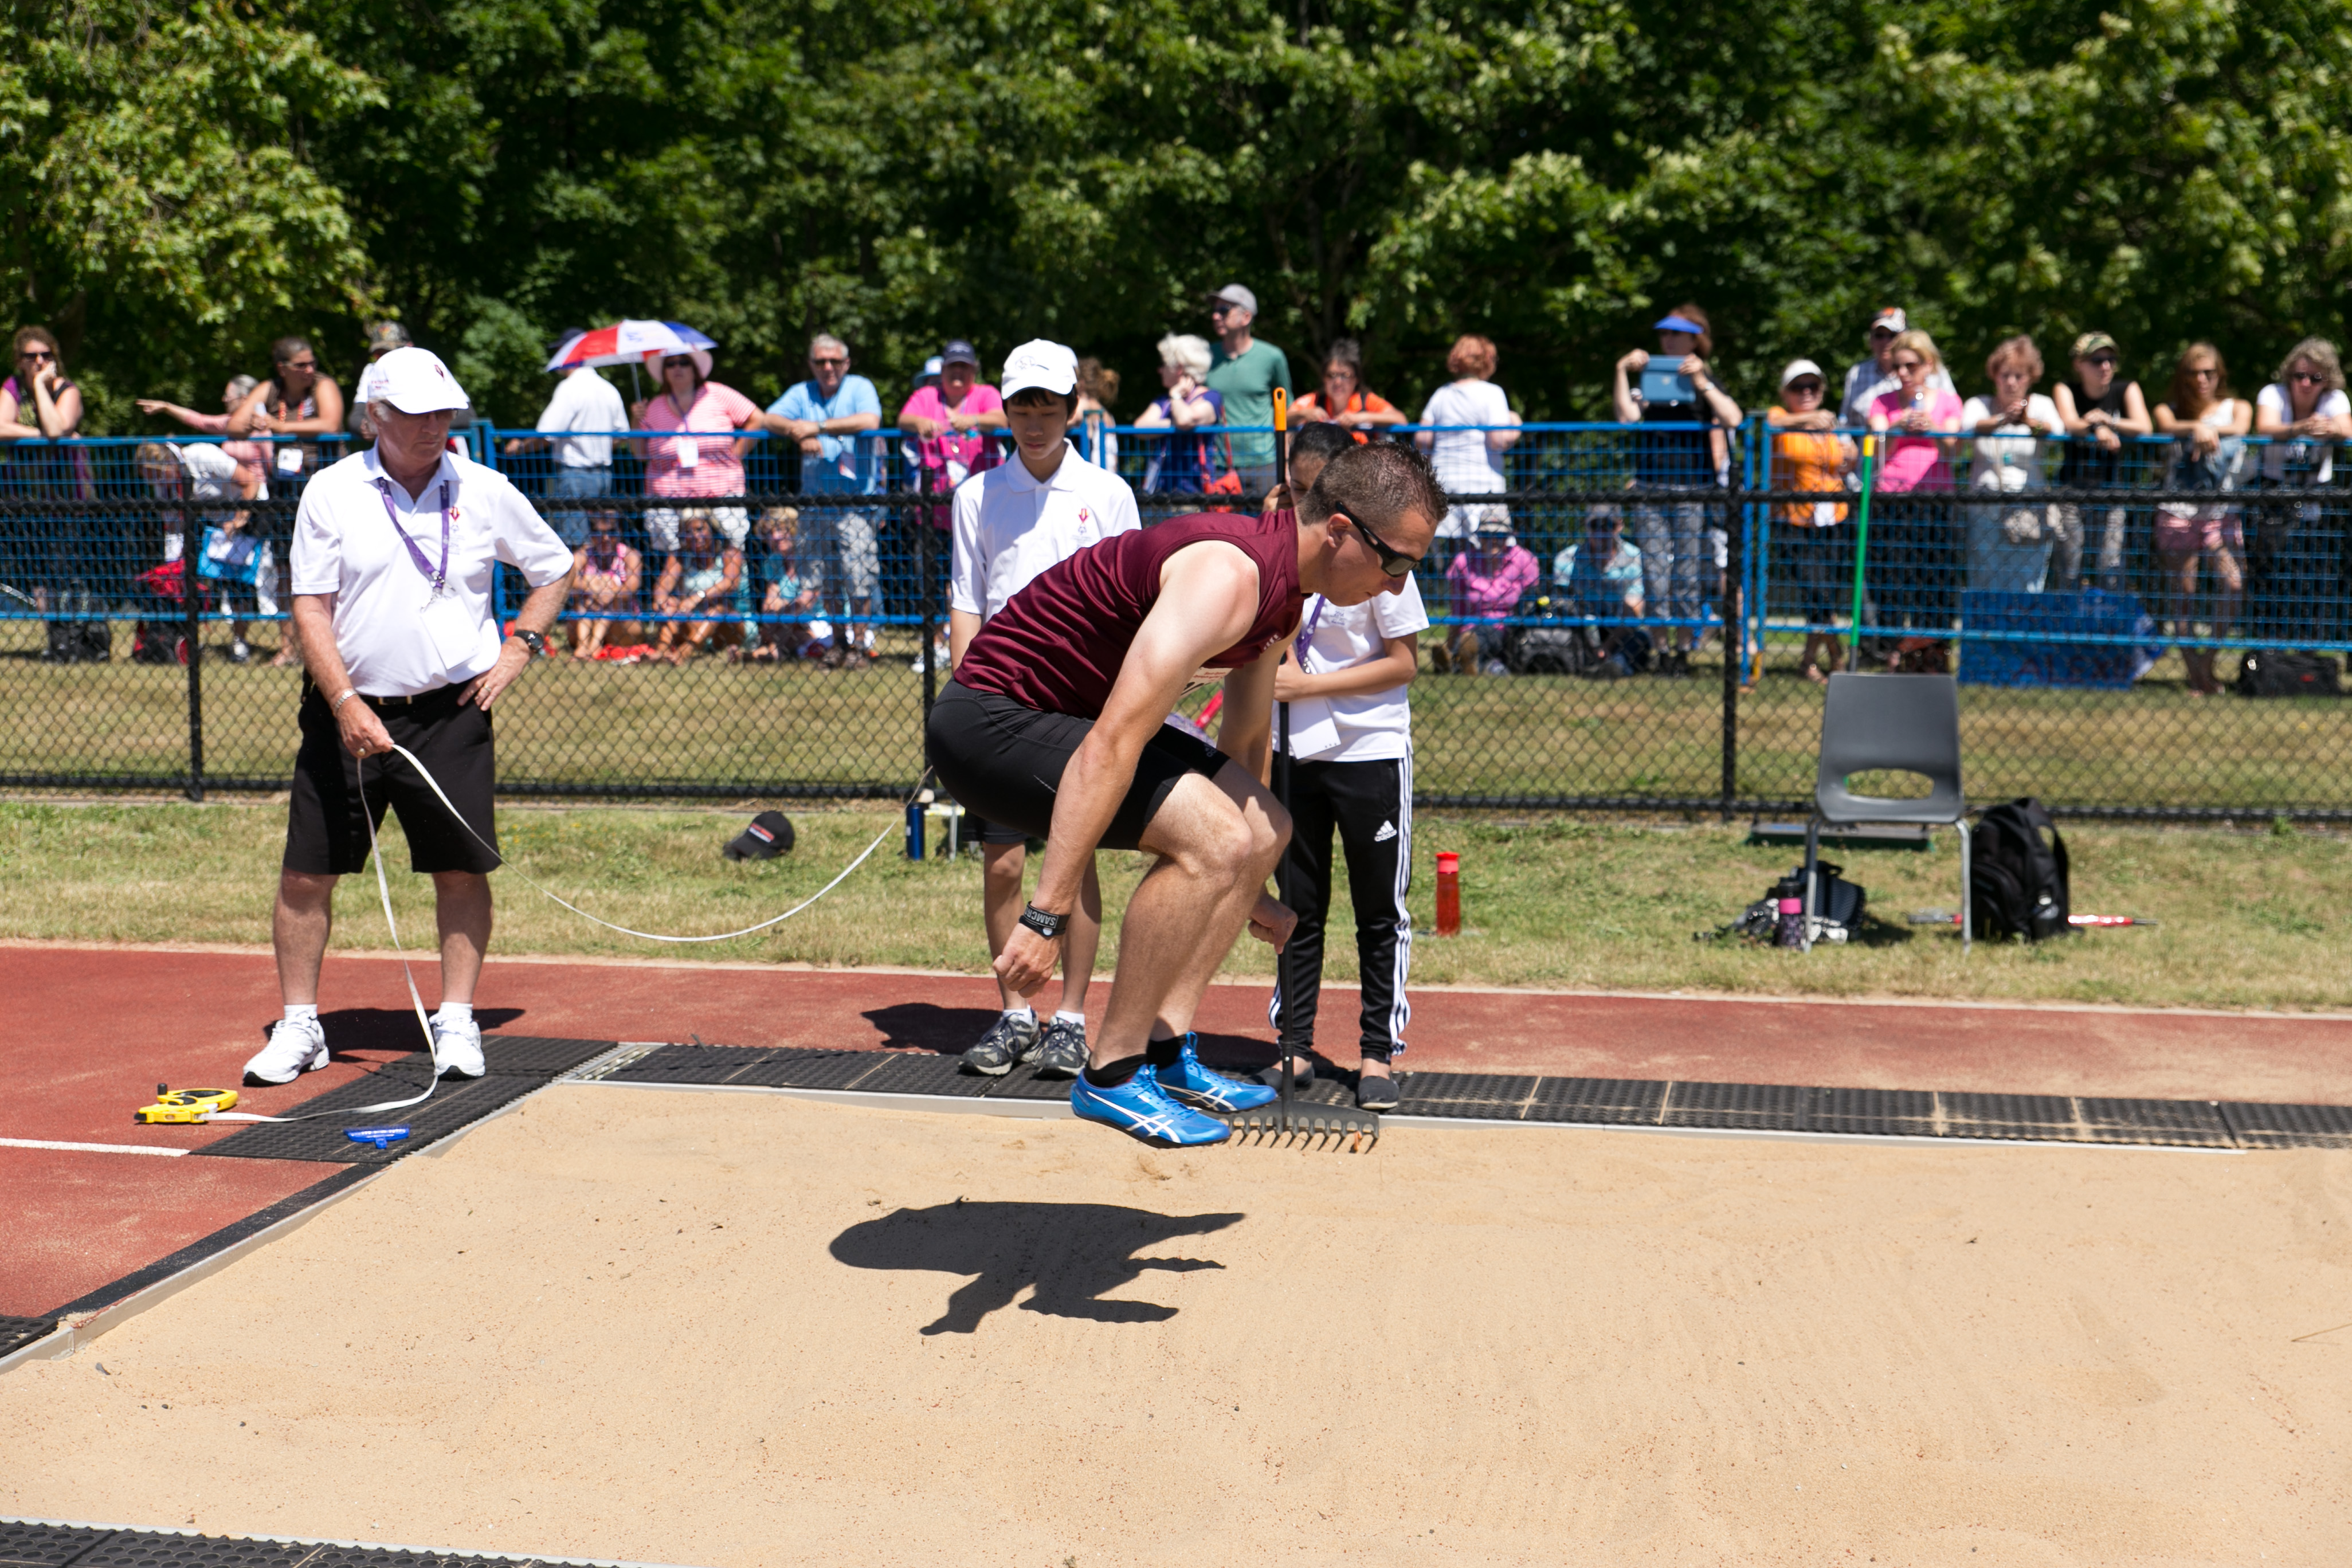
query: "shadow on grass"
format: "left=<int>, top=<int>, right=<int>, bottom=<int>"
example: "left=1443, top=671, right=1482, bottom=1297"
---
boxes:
left=830, top=1200, right=1244, bottom=1334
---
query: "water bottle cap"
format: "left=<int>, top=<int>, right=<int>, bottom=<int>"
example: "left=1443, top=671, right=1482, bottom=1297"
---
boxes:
left=1435, top=852, right=1460, bottom=871
left=1778, top=897, right=1802, bottom=912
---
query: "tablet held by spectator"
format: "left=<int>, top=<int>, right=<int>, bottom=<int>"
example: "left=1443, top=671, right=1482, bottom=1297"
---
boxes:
left=1612, top=305, right=1742, bottom=673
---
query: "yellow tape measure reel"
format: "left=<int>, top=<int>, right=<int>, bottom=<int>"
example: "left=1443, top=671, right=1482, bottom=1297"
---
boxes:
left=134, top=1084, right=240, bottom=1124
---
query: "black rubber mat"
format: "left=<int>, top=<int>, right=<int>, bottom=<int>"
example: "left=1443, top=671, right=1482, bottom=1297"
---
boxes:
left=0, top=1524, right=114, bottom=1568
left=1663, top=1080, right=1811, bottom=1131
left=474, top=1036, right=628, bottom=1077
left=731, top=1048, right=890, bottom=1091
left=1395, top=1072, right=1541, bottom=1119
left=0, top=1524, right=645, bottom=1568
left=2218, top=1100, right=2352, bottom=1148
left=1526, top=1077, right=1669, bottom=1126
left=2075, top=1097, right=2233, bottom=1147
left=0, top=1317, right=56, bottom=1360
left=604, top=1044, right=775, bottom=1084
left=1808, top=1087, right=1940, bottom=1137
left=1934, top=1092, right=2082, bottom=1140
left=194, top=1073, right=541, bottom=1164
left=844, top=1052, right=993, bottom=1097
left=574, top=1037, right=2352, bottom=1150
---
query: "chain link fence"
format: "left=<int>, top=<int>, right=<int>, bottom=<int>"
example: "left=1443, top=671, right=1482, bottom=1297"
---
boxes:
left=3, top=422, right=2349, bottom=817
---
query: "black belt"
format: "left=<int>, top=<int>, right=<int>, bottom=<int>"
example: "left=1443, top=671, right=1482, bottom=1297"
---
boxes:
left=363, top=685, right=453, bottom=708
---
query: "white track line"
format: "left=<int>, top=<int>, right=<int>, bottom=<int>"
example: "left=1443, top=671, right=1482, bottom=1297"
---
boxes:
left=0, top=1138, right=187, bottom=1158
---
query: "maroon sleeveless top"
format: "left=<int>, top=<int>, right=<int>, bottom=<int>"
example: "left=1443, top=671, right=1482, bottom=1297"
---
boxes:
left=954, top=510, right=1305, bottom=718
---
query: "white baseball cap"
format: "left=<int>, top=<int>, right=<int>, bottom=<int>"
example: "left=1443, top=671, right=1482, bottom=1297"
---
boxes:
left=1000, top=339, right=1079, bottom=400
left=1779, top=358, right=1826, bottom=388
left=359, top=346, right=470, bottom=413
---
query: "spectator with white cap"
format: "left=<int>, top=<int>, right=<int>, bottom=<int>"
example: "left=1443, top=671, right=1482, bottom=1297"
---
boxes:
left=947, top=338, right=1141, bottom=1080
left=1838, top=306, right=1955, bottom=428
left=1203, top=284, right=1293, bottom=496
left=243, top=346, right=574, bottom=1088
left=502, top=328, right=628, bottom=547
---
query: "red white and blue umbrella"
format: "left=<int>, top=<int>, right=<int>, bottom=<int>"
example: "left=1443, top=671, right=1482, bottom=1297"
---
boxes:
left=546, top=320, right=716, bottom=371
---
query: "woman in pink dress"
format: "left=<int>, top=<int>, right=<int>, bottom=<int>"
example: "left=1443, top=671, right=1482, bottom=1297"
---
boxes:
left=630, top=350, right=762, bottom=553
left=1865, top=329, right=1966, bottom=668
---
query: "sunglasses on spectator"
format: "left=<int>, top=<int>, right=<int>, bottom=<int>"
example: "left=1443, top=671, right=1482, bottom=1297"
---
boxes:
left=2290, top=370, right=2326, bottom=385
left=2189, top=366, right=2220, bottom=378
left=2084, top=355, right=2118, bottom=369
left=1892, top=357, right=1924, bottom=371
left=1209, top=303, right=1239, bottom=316
left=19, top=348, right=55, bottom=362
left=663, top=355, right=695, bottom=369
left=1334, top=509, right=1420, bottom=577
left=810, top=355, right=847, bottom=366
left=1786, top=379, right=1824, bottom=394
left=1869, top=328, right=1897, bottom=340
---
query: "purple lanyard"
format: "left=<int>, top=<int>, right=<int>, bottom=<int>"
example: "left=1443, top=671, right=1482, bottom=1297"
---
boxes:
left=1294, top=594, right=1329, bottom=673
left=377, top=477, right=452, bottom=595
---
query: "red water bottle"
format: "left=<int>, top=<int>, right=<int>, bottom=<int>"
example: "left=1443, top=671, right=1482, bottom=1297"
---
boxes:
left=1434, top=852, right=1461, bottom=937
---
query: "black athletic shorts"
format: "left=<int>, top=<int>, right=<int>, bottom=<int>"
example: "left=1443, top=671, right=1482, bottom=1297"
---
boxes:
left=926, top=679, right=1232, bottom=853
left=284, top=681, right=501, bottom=877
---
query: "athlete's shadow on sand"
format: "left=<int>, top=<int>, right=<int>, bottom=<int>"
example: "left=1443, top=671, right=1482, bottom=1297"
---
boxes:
left=830, top=1201, right=1244, bottom=1335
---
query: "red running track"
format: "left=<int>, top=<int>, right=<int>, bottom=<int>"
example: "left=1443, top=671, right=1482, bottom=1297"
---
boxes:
left=7, top=941, right=2351, bottom=1320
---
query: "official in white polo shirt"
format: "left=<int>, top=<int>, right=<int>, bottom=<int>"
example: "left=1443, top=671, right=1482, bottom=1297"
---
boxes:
left=244, top=347, right=575, bottom=1087
left=946, top=338, right=1140, bottom=1080
left=1264, top=421, right=1427, bottom=1112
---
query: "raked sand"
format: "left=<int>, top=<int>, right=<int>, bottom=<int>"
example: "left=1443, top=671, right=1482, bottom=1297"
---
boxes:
left=5, top=1085, right=2349, bottom=1565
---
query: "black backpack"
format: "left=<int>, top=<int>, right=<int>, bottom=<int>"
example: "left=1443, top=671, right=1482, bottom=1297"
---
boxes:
left=1970, top=798, right=2069, bottom=941
left=2236, top=650, right=2342, bottom=698
left=44, top=583, right=111, bottom=665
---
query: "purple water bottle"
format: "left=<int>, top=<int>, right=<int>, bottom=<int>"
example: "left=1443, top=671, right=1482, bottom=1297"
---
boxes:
left=1774, top=877, right=1805, bottom=948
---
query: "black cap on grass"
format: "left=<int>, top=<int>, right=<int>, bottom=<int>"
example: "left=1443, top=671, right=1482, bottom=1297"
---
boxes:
left=722, top=810, right=795, bottom=861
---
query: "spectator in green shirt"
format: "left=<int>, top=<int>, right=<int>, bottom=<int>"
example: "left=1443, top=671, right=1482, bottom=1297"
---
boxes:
left=1203, top=283, right=1292, bottom=496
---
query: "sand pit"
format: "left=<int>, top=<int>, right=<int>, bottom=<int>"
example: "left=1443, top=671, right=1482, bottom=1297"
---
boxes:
left=5, top=1087, right=2349, bottom=1565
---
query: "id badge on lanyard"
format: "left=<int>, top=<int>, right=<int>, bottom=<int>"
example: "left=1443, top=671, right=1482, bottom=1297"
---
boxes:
left=379, top=477, right=479, bottom=668
left=673, top=428, right=699, bottom=469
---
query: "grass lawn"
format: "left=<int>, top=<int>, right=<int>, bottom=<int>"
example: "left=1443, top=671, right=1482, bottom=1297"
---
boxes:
left=7, top=618, right=2352, bottom=810
left=7, top=798, right=2349, bottom=1012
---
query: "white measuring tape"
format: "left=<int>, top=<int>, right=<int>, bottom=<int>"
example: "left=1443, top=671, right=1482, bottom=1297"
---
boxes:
left=204, top=743, right=901, bottom=1124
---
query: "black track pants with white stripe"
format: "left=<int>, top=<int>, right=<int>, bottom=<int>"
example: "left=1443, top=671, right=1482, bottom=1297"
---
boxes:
left=1268, top=754, right=1412, bottom=1059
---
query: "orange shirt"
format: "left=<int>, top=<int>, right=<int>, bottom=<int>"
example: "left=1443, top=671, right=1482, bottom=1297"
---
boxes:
left=1768, top=408, right=1851, bottom=526
left=1295, top=390, right=1397, bottom=442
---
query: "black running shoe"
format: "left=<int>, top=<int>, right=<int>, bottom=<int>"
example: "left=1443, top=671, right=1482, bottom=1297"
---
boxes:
left=1356, top=1072, right=1400, bottom=1112
left=961, top=1012, right=1039, bottom=1076
left=1030, top=1016, right=1088, bottom=1079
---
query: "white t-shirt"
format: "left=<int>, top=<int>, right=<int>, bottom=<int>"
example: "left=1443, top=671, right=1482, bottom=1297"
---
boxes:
left=535, top=367, right=628, bottom=468
left=948, top=448, right=1140, bottom=621
left=1417, top=380, right=1512, bottom=496
left=1960, top=393, right=2062, bottom=493
left=292, top=447, right=573, bottom=697
left=2255, top=383, right=2350, bottom=484
left=1280, top=579, right=1429, bottom=763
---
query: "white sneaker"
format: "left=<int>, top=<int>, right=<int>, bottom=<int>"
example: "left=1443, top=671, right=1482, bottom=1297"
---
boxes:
left=432, top=1016, right=486, bottom=1079
left=245, top=1015, right=330, bottom=1084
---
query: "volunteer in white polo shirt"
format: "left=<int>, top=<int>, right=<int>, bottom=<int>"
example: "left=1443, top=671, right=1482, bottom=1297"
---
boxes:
left=243, top=347, right=575, bottom=1086
left=1264, top=420, right=1427, bottom=1112
left=946, top=338, right=1141, bottom=1080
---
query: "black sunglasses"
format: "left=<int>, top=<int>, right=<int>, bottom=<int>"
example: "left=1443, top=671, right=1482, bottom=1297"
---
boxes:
left=1334, top=508, right=1421, bottom=577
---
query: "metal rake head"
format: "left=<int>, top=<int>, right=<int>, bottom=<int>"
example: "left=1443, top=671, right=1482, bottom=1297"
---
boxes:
left=1228, top=1099, right=1381, bottom=1151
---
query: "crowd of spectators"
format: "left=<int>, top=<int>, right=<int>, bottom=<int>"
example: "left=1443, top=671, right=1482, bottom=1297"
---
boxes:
left=6, top=290, right=2350, bottom=687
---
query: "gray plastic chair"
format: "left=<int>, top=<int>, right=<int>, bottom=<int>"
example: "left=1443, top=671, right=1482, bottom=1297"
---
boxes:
left=1805, top=672, right=1970, bottom=952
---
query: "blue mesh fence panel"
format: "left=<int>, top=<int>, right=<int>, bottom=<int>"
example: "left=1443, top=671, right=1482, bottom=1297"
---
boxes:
left=5, top=422, right=2351, bottom=814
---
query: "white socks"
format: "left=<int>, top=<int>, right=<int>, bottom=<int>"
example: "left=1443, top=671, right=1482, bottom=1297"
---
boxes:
left=1055, top=1010, right=1086, bottom=1025
left=1004, top=1006, right=1036, bottom=1025
left=433, top=1002, right=475, bottom=1026
left=283, top=1003, right=319, bottom=1026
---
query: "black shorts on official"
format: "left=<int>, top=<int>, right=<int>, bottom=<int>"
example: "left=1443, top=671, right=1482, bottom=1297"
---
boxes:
left=926, top=679, right=1230, bottom=854
left=284, top=681, right=501, bottom=877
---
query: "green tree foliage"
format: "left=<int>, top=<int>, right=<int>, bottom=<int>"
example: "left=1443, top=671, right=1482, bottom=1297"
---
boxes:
left=0, top=0, right=381, bottom=425
left=12, top=0, right=2349, bottom=430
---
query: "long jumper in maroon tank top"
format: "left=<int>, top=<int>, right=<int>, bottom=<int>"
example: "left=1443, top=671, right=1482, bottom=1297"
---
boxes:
left=953, top=510, right=1306, bottom=719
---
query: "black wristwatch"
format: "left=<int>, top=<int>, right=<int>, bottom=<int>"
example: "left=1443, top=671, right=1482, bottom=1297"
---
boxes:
left=509, top=628, right=547, bottom=657
left=1018, top=904, right=1068, bottom=940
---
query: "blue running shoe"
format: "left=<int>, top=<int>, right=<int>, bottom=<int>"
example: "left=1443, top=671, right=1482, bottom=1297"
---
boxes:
left=1155, top=1032, right=1279, bottom=1114
left=1069, top=1065, right=1232, bottom=1147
